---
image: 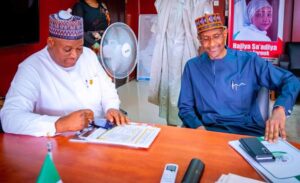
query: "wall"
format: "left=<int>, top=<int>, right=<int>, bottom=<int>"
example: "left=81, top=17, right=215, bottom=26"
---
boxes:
left=0, top=0, right=76, bottom=96
left=104, top=0, right=125, bottom=23
left=292, top=0, right=300, bottom=41
left=282, top=0, right=300, bottom=49
left=213, top=0, right=226, bottom=25
left=125, top=0, right=156, bottom=37
left=283, top=0, right=293, bottom=42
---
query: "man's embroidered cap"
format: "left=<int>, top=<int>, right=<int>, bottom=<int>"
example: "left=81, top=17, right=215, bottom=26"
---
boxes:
left=195, top=13, right=225, bottom=34
left=49, top=10, right=83, bottom=40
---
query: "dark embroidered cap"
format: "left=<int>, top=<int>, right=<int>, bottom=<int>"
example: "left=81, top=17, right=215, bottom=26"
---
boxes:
left=49, top=10, right=83, bottom=40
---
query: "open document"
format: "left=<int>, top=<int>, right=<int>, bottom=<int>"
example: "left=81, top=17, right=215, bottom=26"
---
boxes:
left=216, top=173, right=265, bottom=183
left=70, top=123, right=161, bottom=148
left=229, top=138, right=300, bottom=183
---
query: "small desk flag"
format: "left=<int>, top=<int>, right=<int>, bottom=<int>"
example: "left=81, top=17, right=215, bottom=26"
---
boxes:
left=36, top=153, right=62, bottom=183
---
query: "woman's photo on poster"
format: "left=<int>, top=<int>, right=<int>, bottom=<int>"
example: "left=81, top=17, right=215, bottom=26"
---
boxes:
left=233, top=0, right=279, bottom=42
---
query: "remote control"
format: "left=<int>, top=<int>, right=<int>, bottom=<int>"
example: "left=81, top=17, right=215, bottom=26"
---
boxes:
left=160, top=163, right=179, bottom=183
left=181, top=158, right=205, bottom=183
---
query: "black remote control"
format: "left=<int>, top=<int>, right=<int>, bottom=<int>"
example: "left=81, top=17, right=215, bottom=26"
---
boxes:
left=181, top=158, right=205, bottom=183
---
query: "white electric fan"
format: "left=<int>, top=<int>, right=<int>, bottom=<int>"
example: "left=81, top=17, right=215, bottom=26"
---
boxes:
left=99, top=22, right=138, bottom=81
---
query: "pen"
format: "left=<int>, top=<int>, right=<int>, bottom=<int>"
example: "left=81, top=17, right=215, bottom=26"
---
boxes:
left=47, top=141, right=53, bottom=160
left=89, top=120, right=115, bottom=130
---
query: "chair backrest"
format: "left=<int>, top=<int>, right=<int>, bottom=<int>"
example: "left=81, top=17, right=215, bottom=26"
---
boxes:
left=286, top=42, right=300, bottom=69
left=257, top=87, right=270, bottom=121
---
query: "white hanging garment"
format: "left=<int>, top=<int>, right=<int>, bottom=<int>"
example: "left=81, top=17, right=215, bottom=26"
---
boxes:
left=148, top=0, right=213, bottom=125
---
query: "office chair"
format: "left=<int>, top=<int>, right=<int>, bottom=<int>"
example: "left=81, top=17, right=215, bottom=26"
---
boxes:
left=0, top=115, right=3, bottom=133
left=279, top=42, right=300, bottom=78
left=279, top=42, right=300, bottom=102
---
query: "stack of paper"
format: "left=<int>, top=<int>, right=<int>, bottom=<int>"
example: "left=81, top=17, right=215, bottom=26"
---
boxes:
left=70, top=123, right=160, bottom=148
left=216, top=173, right=265, bottom=183
left=229, top=139, right=300, bottom=182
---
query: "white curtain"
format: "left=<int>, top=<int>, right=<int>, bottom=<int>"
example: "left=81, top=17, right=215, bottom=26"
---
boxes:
left=148, top=0, right=213, bottom=126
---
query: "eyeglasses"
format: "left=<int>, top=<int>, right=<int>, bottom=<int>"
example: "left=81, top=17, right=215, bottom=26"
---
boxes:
left=199, top=32, right=223, bottom=43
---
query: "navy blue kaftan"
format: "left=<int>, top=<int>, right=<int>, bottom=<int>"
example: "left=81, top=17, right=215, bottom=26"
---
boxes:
left=178, top=48, right=300, bottom=136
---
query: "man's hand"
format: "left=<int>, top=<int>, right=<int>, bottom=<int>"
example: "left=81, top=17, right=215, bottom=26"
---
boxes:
left=265, top=106, right=286, bottom=143
left=106, top=108, right=129, bottom=125
left=92, top=32, right=101, bottom=41
left=55, top=109, right=94, bottom=133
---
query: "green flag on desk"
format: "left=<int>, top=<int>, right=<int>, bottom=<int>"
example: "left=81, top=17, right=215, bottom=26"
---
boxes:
left=37, top=153, right=62, bottom=183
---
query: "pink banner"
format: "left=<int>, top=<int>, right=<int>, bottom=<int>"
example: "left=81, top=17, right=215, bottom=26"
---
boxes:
left=228, top=0, right=284, bottom=59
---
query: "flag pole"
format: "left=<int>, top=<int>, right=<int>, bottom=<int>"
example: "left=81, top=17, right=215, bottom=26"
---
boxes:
left=47, top=141, right=53, bottom=160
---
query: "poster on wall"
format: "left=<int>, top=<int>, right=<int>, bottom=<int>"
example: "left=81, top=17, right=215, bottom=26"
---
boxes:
left=228, top=0, right=285, bottom=59
left=137, top=14, right=157, bottom=80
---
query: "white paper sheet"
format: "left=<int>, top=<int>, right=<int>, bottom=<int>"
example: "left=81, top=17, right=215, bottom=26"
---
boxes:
left=71, top=123, right=160, bottom=149
left=259, top=140, right=300, bottom=178
left=215, top=173, right=265, bottom=183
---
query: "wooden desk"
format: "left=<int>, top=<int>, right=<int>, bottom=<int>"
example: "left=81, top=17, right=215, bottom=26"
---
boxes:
left=1, top=126, right=299, bottom=183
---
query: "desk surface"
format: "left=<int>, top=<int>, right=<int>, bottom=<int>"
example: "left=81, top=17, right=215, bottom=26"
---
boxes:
left=1, top=125, right=299, bottom=183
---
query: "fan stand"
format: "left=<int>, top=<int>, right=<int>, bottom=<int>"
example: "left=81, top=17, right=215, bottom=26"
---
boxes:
left=114, top=77, right=130, bottom=88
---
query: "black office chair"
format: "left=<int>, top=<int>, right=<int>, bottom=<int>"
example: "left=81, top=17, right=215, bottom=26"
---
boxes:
left=279, top=42, right=300, bottom=102
left=0, top=117, right=3, bottom=133
left=0, top=97, right=5, bottom=132
left=279, top=42, right=300, bottom=78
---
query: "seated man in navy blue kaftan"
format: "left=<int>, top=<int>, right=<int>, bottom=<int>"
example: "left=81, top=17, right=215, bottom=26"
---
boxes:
left=178, top=13, right=300, bottom=142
